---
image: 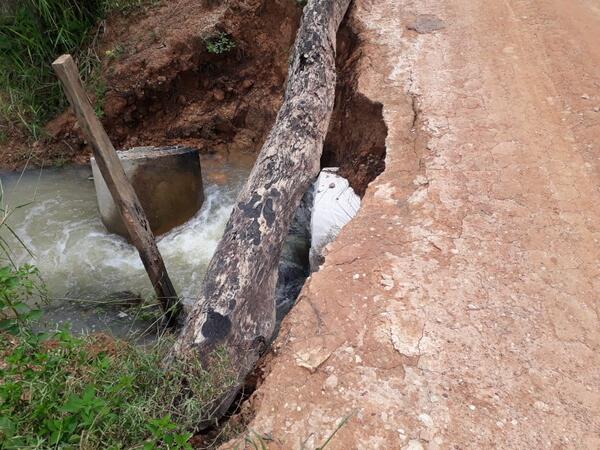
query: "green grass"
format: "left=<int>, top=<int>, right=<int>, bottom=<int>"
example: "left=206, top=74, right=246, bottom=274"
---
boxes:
left=204, top=32, right=236, bottom=55
left=0, top=331, right=237, bottom=449
left=0, top=263, right=237, bottom=449
left=0, top=179, right=238, bottom=450
left=0, top=0, right=154, bottom=139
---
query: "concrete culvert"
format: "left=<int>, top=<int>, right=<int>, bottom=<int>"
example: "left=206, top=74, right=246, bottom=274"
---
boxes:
left=91, top=146, right=204, bottom=240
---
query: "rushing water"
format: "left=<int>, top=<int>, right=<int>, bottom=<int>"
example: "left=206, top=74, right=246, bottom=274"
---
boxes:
left=0, top=155, right=309, bottom=338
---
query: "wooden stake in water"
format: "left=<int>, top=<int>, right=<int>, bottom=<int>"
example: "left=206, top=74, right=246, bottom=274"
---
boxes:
left=52, top=54, right=180, bottom=327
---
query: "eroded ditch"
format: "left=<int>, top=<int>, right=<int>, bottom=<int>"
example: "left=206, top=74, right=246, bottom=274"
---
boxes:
left=48, top=0, right=302, bottom=162
left=2, top=1, right=389, bottom=444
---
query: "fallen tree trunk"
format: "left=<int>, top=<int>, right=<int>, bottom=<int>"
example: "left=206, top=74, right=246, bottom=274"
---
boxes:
left=172, top=0, right=351, bottom=380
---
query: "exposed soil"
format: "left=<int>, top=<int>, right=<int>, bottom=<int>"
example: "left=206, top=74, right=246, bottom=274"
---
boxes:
left=0, top=0, right=302, bottom=170
left=231, top=0, right=600, bottom=447
left=0, top=0, right=389, bottom=201
left=323, top=23, right=388, bottom=196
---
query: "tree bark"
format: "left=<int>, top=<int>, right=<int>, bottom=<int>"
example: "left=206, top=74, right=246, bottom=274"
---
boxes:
left=172, top=0, right=351, bottom=377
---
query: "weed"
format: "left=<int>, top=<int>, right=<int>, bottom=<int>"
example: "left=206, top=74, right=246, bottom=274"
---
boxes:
left=105, top=43, right=125, bottom=60
left=204, top=32, right=236, bottom=55
left=315, top=413, right=353, bottom=449
left=0, top=1, right=101, bottom=136
left=0, top=264, right=43, bottom=334
left=0, top=0, right=155, bottom=139
left=240, top=430, right=272, bottom=450
left=0, top=177, right=238, bottom=449
left=0, top=329, right=237, bottom=448
left=83, top=63, right=108, bottom=118
left=51, top=156, right=70, bottom=167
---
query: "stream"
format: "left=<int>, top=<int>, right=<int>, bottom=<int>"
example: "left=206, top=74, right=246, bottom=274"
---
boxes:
left=0, top=155, right=309, bottom=339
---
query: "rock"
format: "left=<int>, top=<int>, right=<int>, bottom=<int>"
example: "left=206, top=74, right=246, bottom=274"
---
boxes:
left=324, top=374, right=338, bottom=389
left=294, top=347, right=332, bottom=373
left=405, top=439, right=425, bottom=450
left=408, top=14, right=446, bottom=34
left=418, top=413, right=434, bottom=428
left=534, top=400, right=550, bottom=412
left=213, top=88, right=225, bottom=101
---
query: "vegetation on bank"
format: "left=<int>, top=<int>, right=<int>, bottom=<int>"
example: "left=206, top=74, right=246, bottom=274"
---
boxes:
left=204, top=32, right=236, bottom=55
left=0, top=0, right=154, bottom=139
left=0, top=278, right=238, bottom=449
left=0, top=329, right=236, bottom=449
left=0, top=191, right=238, bottom=449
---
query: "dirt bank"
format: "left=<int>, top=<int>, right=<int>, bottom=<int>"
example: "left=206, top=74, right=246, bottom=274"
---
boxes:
left=230, top=0, right=600, bottom=448
left=0, top=0, right=301, bottom=170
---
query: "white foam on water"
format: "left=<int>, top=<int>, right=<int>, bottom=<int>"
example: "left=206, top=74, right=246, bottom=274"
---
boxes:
left=1, top=158, right=310, bottom=337
left=0, top=163, right=248, bottom=307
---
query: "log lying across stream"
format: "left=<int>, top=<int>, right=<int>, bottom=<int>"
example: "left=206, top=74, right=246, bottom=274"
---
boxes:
left=172, top=0, right=351, bottom=390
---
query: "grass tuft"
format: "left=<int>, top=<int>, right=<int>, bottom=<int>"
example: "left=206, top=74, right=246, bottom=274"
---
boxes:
left=0, top=0, right=155, bottom=139
left=204, top=32, right=236, bottom=55
left=0, top=330, right=238, bottom=449
left=0, top=172, right=238, bottom=450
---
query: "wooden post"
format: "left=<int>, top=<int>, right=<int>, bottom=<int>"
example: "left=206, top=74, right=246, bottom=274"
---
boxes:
left=52, top=54, right=180, bottom=327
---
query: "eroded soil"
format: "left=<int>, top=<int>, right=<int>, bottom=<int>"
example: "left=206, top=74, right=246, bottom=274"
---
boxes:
left=1, top=0, right=301, bottom=169
left=0, top=0, right=387, bottom=198
left=231, top=0, right=600, bottom=448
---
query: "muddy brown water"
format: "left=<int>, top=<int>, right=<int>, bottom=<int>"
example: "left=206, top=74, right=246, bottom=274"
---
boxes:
left=0, top=155, right=309, bottom=339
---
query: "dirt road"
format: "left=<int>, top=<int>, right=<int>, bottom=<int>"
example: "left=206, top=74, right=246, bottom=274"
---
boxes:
left=234, top=0, right=600, bottom=448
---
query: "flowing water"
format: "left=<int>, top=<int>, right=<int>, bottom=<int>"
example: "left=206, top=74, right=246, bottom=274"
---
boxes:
left=0, top=155, right=309, bottom=338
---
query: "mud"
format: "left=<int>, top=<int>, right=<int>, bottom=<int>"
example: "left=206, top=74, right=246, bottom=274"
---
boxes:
left=2, top=0, right=389, bottom=196
left=1, top=0, right=302, bottom=169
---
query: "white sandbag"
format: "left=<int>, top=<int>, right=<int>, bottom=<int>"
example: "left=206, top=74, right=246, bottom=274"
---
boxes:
left=309, top=168, right=360, bottom=270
